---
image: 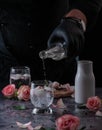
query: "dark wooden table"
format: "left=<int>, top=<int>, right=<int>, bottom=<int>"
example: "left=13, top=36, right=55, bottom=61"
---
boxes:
left=0, top=88, right=102, bottom=130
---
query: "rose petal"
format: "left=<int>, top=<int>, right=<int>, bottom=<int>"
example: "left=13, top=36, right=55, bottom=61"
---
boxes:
left=27, top=125, right=34, bottom=130
left=56, top=98, right=66, bottom=108
left=52, top=81, right=60, bottom=89
left=51, top=103, right=57, bottom=108
left=34, top=125, right=45, bottom=130
left=95, top=110, right=102, bottom=117
left=16, top=121, right=32, bottom=128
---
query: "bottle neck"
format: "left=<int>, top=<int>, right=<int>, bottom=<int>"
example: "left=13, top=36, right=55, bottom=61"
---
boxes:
left=39, top=43, right=67, bottom=61
left=77, top=60, right=93, bottom=73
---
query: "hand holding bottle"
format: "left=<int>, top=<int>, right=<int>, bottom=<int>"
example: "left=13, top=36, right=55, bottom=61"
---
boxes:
left=47, top=17, right=85, bottom=61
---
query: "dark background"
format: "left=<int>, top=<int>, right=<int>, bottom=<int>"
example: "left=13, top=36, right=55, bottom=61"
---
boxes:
left=79, top=9, right=102, bottom=87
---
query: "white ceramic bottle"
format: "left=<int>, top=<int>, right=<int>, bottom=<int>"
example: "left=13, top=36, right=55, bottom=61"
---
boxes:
left=75, top=60, right=95, bottom=104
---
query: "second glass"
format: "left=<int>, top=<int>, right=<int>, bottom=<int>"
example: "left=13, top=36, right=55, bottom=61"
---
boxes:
left=10, top=66, right=31, bottom=88
left=30, top=80, right=54, bottom=114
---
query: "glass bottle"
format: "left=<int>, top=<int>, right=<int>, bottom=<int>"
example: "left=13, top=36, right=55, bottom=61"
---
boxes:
left=75, top=60, right=95, bottom=104
left=39, top=43, right=67, bottom=61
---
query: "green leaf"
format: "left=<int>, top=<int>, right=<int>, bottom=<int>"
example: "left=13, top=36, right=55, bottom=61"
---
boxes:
left=79, top=126, right=86, bottom=130
left=13, top=105, right=26, bottom=110
left=77, top=104, right=86, bottom=109
left=39, top=128, right=46, bottom=130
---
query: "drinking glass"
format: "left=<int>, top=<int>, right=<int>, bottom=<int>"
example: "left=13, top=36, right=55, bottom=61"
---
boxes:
left=10, top=66, right=31, bottom=88
left=30, top=80, right=54, bottom=114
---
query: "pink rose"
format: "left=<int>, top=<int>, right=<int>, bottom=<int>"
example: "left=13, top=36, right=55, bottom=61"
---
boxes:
left=17, top=85, right=30, bottom=101
left=2, top=84, right=16, bottom=98
left=86, top=96, right=102, bottom=111
left=55, top=114, right=80, bottom=130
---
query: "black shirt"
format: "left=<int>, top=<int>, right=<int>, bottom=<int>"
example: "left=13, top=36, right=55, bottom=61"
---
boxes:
left=0, top=0, right=102, bottom=88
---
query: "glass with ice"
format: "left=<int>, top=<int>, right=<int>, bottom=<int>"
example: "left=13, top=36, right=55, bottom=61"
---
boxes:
left=30, top=80, right=54, bottom=114
left=10, top=66, right=31, bottom=88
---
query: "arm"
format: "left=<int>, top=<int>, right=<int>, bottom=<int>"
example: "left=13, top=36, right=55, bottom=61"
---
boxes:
left=68, top=0, right=102, bottom=29
left=47, top=0, right=102, bottom=61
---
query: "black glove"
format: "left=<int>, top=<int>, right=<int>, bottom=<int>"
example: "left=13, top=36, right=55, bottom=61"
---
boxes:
left=47, top=17, right=85, bottom=61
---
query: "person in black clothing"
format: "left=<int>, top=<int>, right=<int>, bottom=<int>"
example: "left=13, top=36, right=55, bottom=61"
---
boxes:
left=79, top=8, right=102, bottom=87
left=0, top=0, right=102, bottom=89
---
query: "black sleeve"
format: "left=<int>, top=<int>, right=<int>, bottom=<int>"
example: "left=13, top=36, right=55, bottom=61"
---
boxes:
left=69, top=0, right=102, bottom=29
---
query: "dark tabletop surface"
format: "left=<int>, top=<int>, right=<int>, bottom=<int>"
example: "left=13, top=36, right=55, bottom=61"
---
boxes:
left=0, top=88, right=102, bottom=130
